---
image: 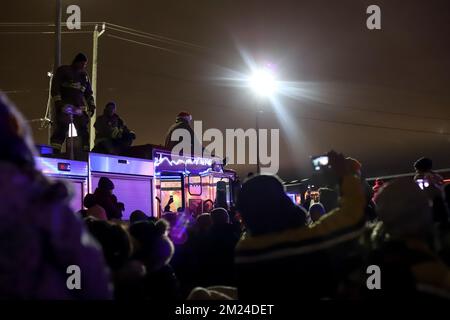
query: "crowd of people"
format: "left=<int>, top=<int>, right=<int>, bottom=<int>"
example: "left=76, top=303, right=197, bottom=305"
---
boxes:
left=1, top=91, right=450, bottom=300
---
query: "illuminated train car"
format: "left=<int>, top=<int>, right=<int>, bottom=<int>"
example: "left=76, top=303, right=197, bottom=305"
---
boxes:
left=153, top=149, right=236, bottom=217
left=34, top=156, right=88, bottom=212
left=34, top=144, right=237, bottom=219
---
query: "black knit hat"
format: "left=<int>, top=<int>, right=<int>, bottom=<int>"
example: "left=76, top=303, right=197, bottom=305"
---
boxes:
left=236, top=175, right=307, bottom=235
left=72, top=52, right=88, bottom=64
left=414, top=157, right=433, bottom=172
left=98, top=177, right=114, bottom=190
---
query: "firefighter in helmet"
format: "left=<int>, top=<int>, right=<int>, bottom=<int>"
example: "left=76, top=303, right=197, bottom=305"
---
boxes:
left=92, top=102, right=136, bottom=155
left=50, top=53, right=96, bottom=153
left=165, top=111, right=202, bottom=155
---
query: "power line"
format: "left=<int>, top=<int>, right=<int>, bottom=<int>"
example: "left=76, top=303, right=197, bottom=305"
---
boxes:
left=6, top=82, right=448, bottom=136
left=0, top=31, right=92, bottom=34
left=0, top=21, right=208, bottom=51
left=0, top=22, right=101, bottom=26
left=106, top=22, right=209, bottom=51
left=106, top=26, right=206, bottom=52
left=107, top=34, right=196, bottom=58
left=103, top=28, right=450, bottom=123
left=292, top=114, right=449, bottom=136
left=301, top=100, right=450, bottom=122
left=2, top=21, right=449, bottom=130
left=105, top=92, right=450, bottom=137
left=195, top=99, right=450, bottom=136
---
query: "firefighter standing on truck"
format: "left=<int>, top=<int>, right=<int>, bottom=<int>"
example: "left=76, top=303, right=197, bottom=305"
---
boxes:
left=50, top=53, right=95, bottom=153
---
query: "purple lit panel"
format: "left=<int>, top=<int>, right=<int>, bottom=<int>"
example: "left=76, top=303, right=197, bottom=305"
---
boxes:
left=69, top=181, right=84, bottom=212
left=91, top=175, right=153, bottom=220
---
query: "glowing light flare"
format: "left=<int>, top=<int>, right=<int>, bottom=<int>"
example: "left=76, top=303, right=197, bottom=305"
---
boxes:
left=248, top=67, right=278, bottom=97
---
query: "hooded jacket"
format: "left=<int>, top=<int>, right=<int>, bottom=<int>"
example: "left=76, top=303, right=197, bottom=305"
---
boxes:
left=0, top=162, right=112, bottom=299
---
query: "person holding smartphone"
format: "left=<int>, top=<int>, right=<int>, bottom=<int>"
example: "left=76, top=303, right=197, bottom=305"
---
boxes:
left=235, top=151, right=366, bottom=300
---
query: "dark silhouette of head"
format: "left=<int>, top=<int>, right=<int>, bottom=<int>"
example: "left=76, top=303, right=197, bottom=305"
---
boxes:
left=83, top=193, right=96, bottom=209
left=129, top=210, right=148, bottom=224
left=0, top=93, right=36, bottom=169
left=98, top=177, right=114, bottom=191
left=414, top=157, right=433, bottom=174
left=196, top=213, right=213, bottom=232
left=129, top=219, right=174, bottom=272
left=176, top=111, right=192, bottom=123
left=72, top=52, right=88, bottom=71
left=318, top=188, right=339, bottom=213
left=236, top=174, right=307, bottom=235
left=211, top=207, right=230, bottom=225
left=104, top=102, right=116, bottom=117
left=85, top=220, right=132, bottom=270
left=375, top=178, right=432, bottom=239
left=309, top=203, right=326, bottom=222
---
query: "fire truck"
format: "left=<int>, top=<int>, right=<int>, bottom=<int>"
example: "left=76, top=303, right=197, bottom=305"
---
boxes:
left=34, top=144, right=237, bottom=219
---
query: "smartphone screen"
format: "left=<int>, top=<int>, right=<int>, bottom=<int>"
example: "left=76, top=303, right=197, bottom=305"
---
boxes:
left=312, top=156, right=329, bottom=171
left=416, top=178, right=429, bottom=190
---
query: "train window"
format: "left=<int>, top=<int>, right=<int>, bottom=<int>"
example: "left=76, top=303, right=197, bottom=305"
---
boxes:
left=91, top=175, right=153, bottom=220
left=159, top=173, right=185, bottom=212
left=188, top=174, right=202, bottom=196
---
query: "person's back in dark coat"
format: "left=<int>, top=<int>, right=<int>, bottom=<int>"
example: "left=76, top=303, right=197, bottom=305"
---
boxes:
left=93, top=177, right=122, bottom=220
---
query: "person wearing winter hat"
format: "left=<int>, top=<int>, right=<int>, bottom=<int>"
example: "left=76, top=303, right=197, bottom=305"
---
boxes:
left=0, top=92, right=112, bottom=299
left=164, top=111, right=202, bottom=156
left=413, top=157, right=444, bottom=189
left=98, top=176, right=115, bottom=191
left=318, top=187, right=339, bottom=213
left=309, top=202, right=326, bottom=223
left=210, top=207, right=230, bottom=225
left=93, top=177, right=123, bottom=220
left=129, top=220, right=180, bottom=300
left=50, top=52, right=96, bottom=153
left=200, top=207, right=239, bottom=287
left=93, top=102, right=136, bottom=155
left=85, top=219, right=132, bottom=271
left=414, top=157, right=433, bottom=174
left=368, top=178, right=450, bottom=298
left=129, top=210, right=150, bottom=224
left=375, top=178, right=433, bottom=238
left=235, top=151, right=366, bottom=300
left=236, top=175, right=307, bottom=235
left=412, top=157, right=448, bottom=224
left=196, top=213, right=213, bottom=233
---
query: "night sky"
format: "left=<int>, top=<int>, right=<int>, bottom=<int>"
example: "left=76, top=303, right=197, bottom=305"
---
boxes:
left=1, top=0, right=450, bottom=180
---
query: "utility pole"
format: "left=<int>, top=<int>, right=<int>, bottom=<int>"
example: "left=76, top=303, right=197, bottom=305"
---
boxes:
left=49, top=0, right=62, bottom=144
left=90, top=23, right=106, bottom=149
left=256, top=109, right=261, bottom=175
left=55, top=0, right=62, bottom=70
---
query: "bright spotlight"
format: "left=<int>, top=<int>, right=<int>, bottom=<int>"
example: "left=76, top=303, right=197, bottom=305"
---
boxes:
left=248, top=67, right=278, bottom=97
